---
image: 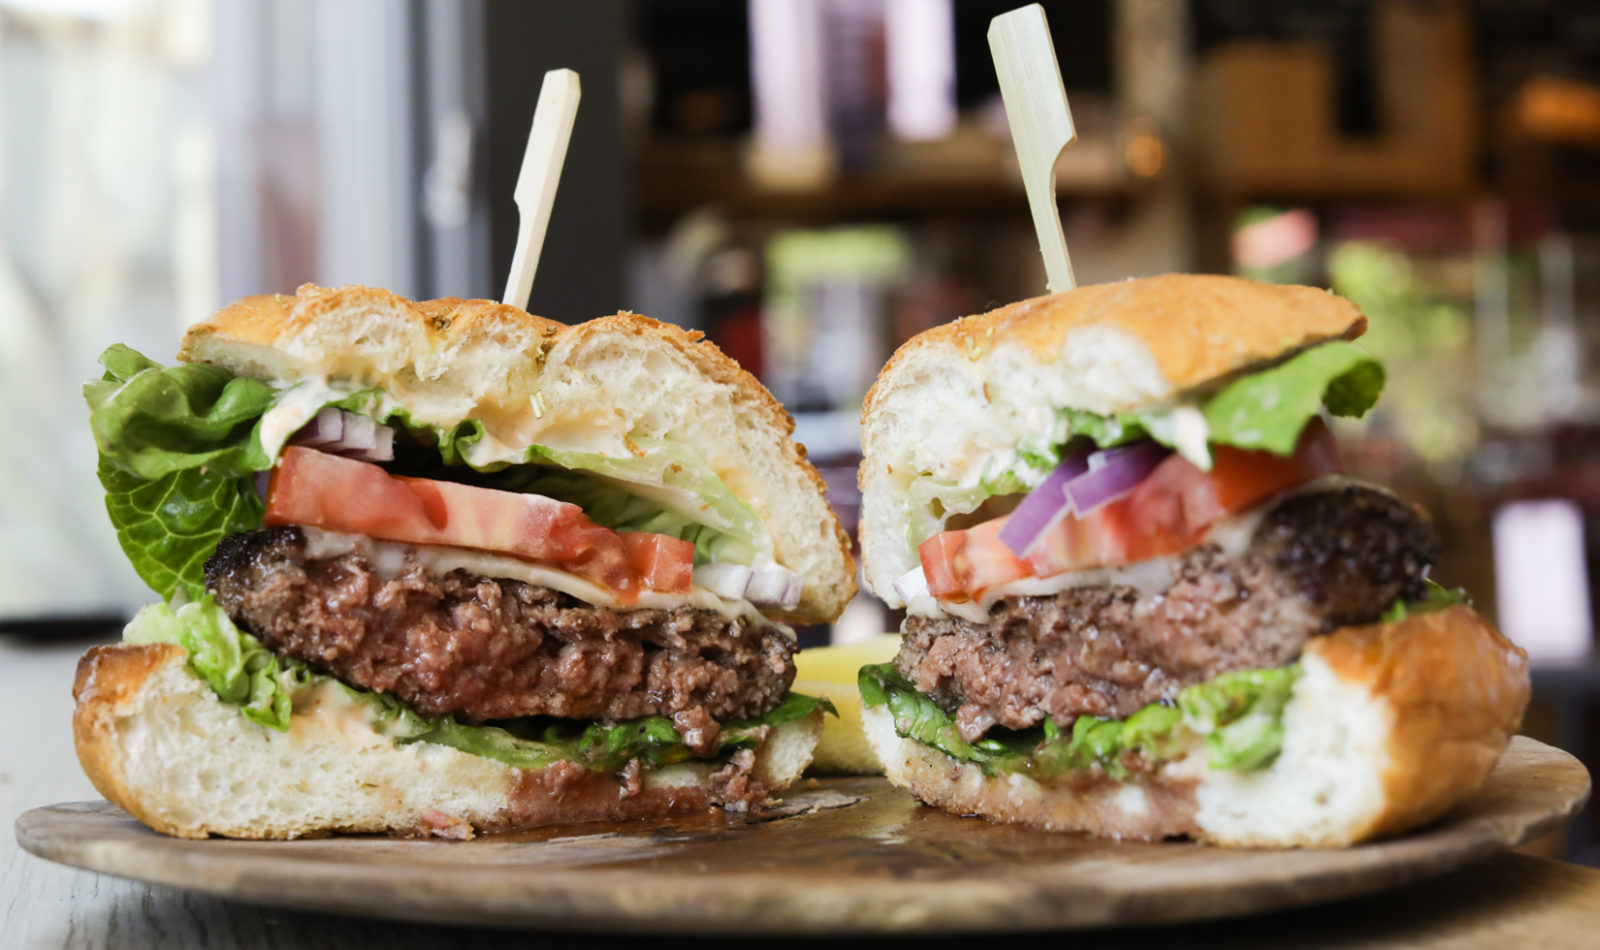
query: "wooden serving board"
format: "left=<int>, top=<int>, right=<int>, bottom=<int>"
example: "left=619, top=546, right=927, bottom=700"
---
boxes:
left=15, top=737, right=1589, bottom=934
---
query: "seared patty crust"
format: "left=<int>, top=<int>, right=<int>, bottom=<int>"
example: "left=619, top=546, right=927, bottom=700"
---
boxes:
left=205, top=527, right=795, bottom=747
left=896, top=484, right=1438, bottom=741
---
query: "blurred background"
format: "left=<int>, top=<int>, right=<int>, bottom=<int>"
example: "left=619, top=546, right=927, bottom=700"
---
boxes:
left=2, top=0, right=1600, bottom=857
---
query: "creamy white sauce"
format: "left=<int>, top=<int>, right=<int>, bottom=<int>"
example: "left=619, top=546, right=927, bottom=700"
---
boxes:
left=300, top=527, right=777, bottom=629
left=288, top=678, right=382, bottom=739
left=259, top=377, right=635, bottom=469
left=1170, top=407, right=1211, bottom=468
left=257, top=379, right=355, bottom=458
left=909, top=474, right=1359, bottom=623
left=458, top=426, right=634, bottom=468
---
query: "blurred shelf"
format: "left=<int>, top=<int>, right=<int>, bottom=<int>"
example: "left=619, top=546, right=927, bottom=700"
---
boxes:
left=1532, top=661, right=1600, bottom=695
left=633, top=134, right=1146, bottom=229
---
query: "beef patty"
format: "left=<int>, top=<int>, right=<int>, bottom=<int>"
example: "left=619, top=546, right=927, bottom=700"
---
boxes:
left=205, top=527, right=795, bottom=746
left=896, top=484, right=1438, bottom=741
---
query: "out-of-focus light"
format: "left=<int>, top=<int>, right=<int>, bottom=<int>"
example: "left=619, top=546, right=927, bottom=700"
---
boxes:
left=885, top=0, right=955, bottom=141
left=747, top=0, right=834, bottom=188
left=1494, top=499, right=1593, bottom=664
left=1233, top=208, right=1317, bottom=271
left=1512, top=75, right=1600, bottom=146
left=0, top=0, right=135, bottom=20
left=1124, top=128, right=1163, bottom=178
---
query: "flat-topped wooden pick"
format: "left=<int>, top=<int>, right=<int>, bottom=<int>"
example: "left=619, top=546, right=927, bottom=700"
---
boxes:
left=502, top=68, right=581, bottom=312
left=989, top=4, right=1077, bottom=293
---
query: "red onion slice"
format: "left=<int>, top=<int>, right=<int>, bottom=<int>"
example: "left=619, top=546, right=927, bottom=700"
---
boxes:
left=293, top=407, right=345, bottom=447
left=289, top=408, right=395, bottom=462
left=694, top=563, right=753, bottom=600
left=745, top=563, right=803, bottom=609
left=893, top=565, right=930, bottom=604
left=1063, top=441, right=1169, bottom=514
left=339, top=413, right=377, bottom=452
left=996, top=442, right=1092, bottom=555
left=998, top=440, right=1171, bottom=557
left=692, top=562, right=803, bottom=608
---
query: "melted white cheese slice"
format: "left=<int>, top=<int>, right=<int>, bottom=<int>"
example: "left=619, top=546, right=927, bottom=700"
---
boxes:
left=300, top=527, right=776, bottom=629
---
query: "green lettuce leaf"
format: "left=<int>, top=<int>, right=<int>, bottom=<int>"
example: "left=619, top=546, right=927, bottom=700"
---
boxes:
left=860, top=661, right=1301, bottom=777
left=1380, top=579, right=1469, bottom=623
left=1200, top=341, right=1385, bottom=455
left=1176, top=666, right=1302, bottom=770
left=1058, top=409, right=1154, bottom=450
left=392, top=690, right=836, bottom=773
left=1057, top=342, right=1383, bottom=464
left=97, top=455, right=265, bottom=601
left=124, top=596, right=299, bottom=730
left=858, top=660, right=991, bottom=763
left=87, top=346, right=277, bottom=599
left=86, top=344, right=277, bottom=480
left=127, top=596, right=834, bottom=771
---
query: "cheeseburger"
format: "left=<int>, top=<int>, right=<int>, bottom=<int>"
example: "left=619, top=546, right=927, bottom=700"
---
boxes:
left=856, top=274, right=1528, bottom=847
left=77, top=283, right=853, bottom=838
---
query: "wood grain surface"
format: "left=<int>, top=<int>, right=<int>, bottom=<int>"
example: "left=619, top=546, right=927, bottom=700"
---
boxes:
left=14, top=737, right=1590, bottom=935
left=6, top=639, right=1600, bottom=948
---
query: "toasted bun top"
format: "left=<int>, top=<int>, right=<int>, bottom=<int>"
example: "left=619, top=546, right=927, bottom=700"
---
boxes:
left=857, top=274, right=1367, bottom=600
left=178, top=284, right=854, bottom=622
left=865, top=275, right=1367, bottom=418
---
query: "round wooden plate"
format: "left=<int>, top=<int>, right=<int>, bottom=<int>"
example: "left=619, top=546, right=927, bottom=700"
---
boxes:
left=15, top=737, right=1590, bottom=934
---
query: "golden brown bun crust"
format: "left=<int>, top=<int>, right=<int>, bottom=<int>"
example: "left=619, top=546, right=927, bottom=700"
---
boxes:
left=73, top=643, right=190, bottom=836
left=1311, top=605, right=1530, bottom=840
left=862, top=274, right=1366, bottom=422
left=176, top=284, right=854, bottom=622
left=179, top=285, right=567, bottom=359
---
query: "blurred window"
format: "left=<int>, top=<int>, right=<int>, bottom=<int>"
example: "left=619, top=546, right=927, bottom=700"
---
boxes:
left=0, top=0, right=214, bottom=617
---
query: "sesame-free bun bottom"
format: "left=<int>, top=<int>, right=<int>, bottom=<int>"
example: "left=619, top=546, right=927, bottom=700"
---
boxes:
left=73, top=642, right=823, bottom=840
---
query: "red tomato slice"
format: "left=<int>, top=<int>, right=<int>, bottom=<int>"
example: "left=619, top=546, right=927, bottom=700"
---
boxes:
left=920, top=421, right=1343, bottom=599
left=920, top=515, right=1029, bottom=600
left=919, top=531, right=967, bottom=599
left=620, top=532, right=694, bottom=593
left=1210, top=418, right=1341, bottom=512
left=266, top=446, right=639, bottom=598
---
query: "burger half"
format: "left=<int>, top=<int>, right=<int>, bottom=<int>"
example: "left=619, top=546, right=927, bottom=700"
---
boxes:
left=857, top=274, right=1528, bottom=847
left=77, top=283, right=854, bottom=838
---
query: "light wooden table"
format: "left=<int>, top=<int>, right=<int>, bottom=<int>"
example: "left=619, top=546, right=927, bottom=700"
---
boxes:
left=5, top=635, right=1600, bottom=949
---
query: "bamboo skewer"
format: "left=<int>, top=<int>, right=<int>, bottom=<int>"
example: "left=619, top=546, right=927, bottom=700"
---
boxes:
left=502, top=68, right=582, bottom=311
left=989, top=4, right=1078, bottom=293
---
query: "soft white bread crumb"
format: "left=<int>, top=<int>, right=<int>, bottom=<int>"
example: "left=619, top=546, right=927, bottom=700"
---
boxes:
left=857, top=275, right=1366, bottom=605
left=73, top=643, right=823, bottom=839
left=863, top=607, right=1528, bottom=847
left=1183, top=648, right=1389, bottom=845
left=177, top=284, right=854, bottom=622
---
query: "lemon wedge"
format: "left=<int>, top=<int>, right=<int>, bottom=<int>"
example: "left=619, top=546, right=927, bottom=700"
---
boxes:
left=793, top=634, right=901, bottom=774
